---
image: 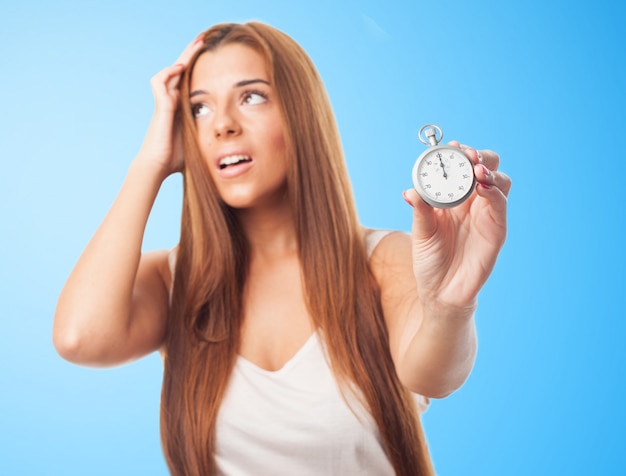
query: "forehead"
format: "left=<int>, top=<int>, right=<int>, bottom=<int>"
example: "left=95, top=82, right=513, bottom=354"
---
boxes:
left=191, top=43, right=269, bottom=89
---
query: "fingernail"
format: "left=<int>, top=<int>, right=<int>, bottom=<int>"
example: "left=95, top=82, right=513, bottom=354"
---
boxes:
left=478, top=182, right=492, bottom=190
left=402, top=191, right=414, bottom=207
left=477, top=152, right=484, bottom=164
left=481, top=164, right=491, bottom=176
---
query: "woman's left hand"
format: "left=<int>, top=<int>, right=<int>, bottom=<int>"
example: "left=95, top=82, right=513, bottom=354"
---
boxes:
left=403, top=142, right=512, bottom=315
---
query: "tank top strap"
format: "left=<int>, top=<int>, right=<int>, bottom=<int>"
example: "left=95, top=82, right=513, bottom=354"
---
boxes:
left=167, top=247, right=178, bottom=304
left=364, top=229, right=394, bottom=259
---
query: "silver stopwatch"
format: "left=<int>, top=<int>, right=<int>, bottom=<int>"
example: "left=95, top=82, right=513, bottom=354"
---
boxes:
left=412, top=124, right=476, bottom=208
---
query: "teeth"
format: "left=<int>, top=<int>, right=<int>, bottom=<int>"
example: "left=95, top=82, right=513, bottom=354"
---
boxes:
left=219, top=155, right=251, bottom=169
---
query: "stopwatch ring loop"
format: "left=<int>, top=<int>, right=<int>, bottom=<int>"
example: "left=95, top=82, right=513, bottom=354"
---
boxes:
left=418, top=124, right=443, bottom=146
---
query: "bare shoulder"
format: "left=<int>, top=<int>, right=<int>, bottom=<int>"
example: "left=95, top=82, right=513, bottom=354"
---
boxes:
left=367, top=230, right=416, bottom=315
left=367, top=231, right=419, bottom=360
left=368, top=230, right=413, bottom=283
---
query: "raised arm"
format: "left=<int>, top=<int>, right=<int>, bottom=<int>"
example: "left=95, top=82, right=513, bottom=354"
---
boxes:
left=372, top=144, right=511, bottom=398
left=53, top=37, right=204, bottom=367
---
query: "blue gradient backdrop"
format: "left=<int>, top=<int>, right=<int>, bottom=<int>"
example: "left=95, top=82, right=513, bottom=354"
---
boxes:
left=1, top=1, right=624, bottom=474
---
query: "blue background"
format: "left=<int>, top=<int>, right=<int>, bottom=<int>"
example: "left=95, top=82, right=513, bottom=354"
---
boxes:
left=1, top=0, right=624, bottom=474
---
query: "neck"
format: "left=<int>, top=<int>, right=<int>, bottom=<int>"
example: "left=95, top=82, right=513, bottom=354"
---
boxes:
left=235, top=198, right=297, bottom=259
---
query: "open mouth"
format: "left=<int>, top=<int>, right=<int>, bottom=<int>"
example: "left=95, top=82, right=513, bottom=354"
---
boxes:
left=219, top=155, right=252, bottom=170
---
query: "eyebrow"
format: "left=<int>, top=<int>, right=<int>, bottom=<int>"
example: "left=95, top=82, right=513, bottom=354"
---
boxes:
left=189, top=78, right=271, bottom=98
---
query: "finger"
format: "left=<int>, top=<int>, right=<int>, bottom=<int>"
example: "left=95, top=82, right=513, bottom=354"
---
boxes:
left=402, top=188, right=438, bottom=239
left=474, top=164, right=512, bottom=197
left=164, top=64, right=185, bottom=96
left=174, top=33, right=206, bottom=67
left=159, top=34, right=206, bottom=97
left=150, top=64, right=185, bottom=103
left=479, top=149, right=500, bottom=171
left=451, top=141, right=500, bottom=171
left=462, top=146, right=500, bottom=171
left=475, top=176, right=509, bottom=216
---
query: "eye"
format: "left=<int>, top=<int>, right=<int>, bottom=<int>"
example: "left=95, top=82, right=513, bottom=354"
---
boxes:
left=242, top=91, right=267, bottom=106
left=191, top=103, right=210, bottom=118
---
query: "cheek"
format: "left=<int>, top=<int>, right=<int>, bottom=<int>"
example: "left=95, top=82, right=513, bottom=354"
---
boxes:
left=195, top=134, right=213, bottom=167
left=267, top=122, right=287, bottom=158
left=193, top=140, right=219, bottom=184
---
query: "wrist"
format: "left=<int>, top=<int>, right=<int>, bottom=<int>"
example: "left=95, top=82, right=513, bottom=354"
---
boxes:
left=131, top=153, right=176, bottom=184
left=420, top=299, right=477, bottom=323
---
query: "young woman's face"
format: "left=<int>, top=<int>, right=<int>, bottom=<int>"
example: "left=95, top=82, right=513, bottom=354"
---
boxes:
left=189, top=43, right=289, bottom=210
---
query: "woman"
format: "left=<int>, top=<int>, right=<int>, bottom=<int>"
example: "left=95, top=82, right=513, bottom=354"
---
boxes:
left=53, top=22, right=511, bottom=475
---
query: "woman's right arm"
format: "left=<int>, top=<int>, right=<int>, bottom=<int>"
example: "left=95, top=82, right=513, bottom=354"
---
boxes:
left=53, top=37, right=204, bottom=367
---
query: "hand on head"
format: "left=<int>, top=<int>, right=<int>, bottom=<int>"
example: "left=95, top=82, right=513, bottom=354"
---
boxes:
left=137, top=34, right=206, bottom=178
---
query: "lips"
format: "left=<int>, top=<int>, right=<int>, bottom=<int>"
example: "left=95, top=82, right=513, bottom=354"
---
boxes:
left=214, top=152, right=254, bottom=178
left=219, top=154, right=252, bottom=170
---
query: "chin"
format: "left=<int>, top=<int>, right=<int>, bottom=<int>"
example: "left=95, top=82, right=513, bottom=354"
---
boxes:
left=218, top=183, right=289, bottom=211
left=219, top=195, right=253, bottom=210
left=220, top=191, right=271, bottom=211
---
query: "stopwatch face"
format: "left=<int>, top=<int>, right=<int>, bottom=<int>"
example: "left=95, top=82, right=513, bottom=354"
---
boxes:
left=412, top=145, right=476, bottom=208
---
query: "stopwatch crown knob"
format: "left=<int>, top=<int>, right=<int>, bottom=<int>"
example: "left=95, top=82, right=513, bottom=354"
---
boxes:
left=425, top=127, right=438, bottom=145
left=418, top=124, right=443, bottom=146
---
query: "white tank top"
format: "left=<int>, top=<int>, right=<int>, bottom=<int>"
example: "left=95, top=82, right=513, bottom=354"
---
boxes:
left=169, top=230, right=429, bottom=475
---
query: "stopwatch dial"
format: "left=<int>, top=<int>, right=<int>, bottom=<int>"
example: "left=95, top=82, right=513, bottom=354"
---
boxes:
left=414, top=148, right=475, bottom=207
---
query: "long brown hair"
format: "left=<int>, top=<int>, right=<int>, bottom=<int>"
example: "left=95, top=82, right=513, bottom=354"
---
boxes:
left=161, top=22, right=434, bottom=476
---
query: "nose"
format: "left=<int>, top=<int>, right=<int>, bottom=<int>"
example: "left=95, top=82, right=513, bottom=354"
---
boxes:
left=213, top=104, right=241, bottom=140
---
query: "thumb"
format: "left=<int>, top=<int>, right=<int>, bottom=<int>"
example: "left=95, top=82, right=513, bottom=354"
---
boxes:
left=403, top=188, right=437, bottom=240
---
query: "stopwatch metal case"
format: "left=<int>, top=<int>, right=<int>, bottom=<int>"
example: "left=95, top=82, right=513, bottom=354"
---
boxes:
left=412, top=124, right=476, bottom=209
